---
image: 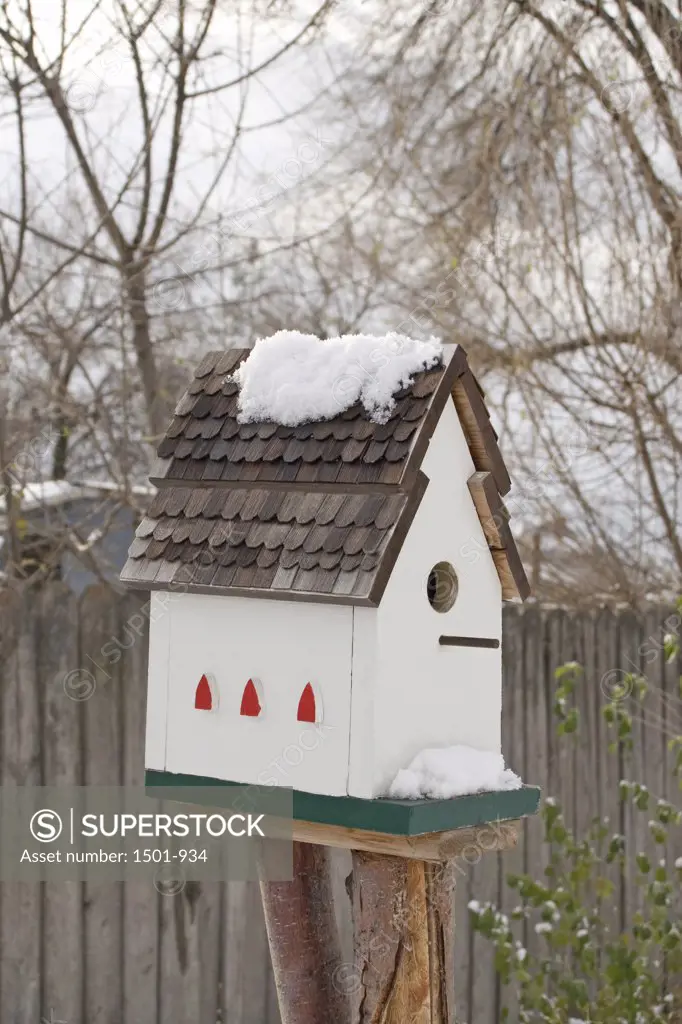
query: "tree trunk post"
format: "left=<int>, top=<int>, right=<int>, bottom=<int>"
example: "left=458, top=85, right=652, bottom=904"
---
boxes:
left=261, top=822, right=518, bottom=1023
left=259, top=841, right=351, bottom=1024
left=349, top=852, right=457, bottom=1024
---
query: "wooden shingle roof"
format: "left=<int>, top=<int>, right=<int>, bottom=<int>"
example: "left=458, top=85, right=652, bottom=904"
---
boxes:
left=122, top=481, right=426, bottom=603
left=121, top=344, right=530, bottom=604
left=151, top=347, right=451, bottom=491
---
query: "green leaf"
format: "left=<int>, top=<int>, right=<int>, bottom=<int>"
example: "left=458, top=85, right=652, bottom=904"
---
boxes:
left=636, top=853, right=650, bottom=874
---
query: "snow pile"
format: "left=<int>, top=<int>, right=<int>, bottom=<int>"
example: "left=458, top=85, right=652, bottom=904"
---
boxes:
left=386, top=744, right=523, bottom=800
left=232, top=330, right=443, bottom=426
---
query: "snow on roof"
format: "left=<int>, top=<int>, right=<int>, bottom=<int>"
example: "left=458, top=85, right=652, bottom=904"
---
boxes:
left=232, top=331, right=443, bottom=427
left=386, top=744, right=523, bottom=800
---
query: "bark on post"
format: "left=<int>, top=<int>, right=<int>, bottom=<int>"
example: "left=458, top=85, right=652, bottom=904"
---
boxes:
left=260, top=841, right=351, bottom=1024
left=350, top=852, right=456, bottom=1024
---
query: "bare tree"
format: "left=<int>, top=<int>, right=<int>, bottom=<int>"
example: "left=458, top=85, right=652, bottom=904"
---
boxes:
left=0, top=0, right=331, bottom=427
left=314, top=0, right=682, bottom=604
left=0, top=0, right=332, bottom=585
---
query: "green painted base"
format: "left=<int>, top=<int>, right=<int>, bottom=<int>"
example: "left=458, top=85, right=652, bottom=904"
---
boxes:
left=145, top=769, right=541, bottom=837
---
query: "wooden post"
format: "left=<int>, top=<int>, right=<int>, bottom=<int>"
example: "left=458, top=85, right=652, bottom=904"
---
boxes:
left=259, top=841, right=351, bottom=1024
left=261, top=823, right=519, bottom=1023
left=349, top=853, right=456, bottom=1024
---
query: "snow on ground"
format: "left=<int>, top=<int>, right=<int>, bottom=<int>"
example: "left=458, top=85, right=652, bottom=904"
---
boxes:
left=386, top=744, right=523, bottom=800
left=232, top=330, right=443, bottom=426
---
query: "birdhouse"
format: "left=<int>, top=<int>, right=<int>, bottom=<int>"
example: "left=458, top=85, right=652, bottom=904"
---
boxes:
left=121, top=334, right=532, bottom=818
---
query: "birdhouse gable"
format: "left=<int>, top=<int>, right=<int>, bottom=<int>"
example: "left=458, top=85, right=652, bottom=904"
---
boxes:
left=348, top=398, right=506, bottom=798
left=121, top=341, right=529, bottom=606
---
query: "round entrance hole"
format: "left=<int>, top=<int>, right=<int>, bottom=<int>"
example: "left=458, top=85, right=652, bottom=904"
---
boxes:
left=426, top=561, right=459, bottom=613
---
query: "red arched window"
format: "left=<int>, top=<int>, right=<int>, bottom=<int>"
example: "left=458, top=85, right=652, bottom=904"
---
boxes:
left=240, top=679, right=262, bottom=717
left=194, top=674, right=214, bottom=711
left=297, top=683, right=319, bottom=724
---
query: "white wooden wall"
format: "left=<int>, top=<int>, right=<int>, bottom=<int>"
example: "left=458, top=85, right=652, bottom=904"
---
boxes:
left=154, top=591, right=353, bottom=796
left=354, top=400, right=503, bottom=797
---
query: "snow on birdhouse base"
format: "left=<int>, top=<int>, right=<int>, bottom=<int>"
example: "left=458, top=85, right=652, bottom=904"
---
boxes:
left=386, top=745, right=523, bottom=801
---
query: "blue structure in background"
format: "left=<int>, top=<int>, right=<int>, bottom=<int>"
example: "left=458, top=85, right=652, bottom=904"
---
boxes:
left=0, top=481, right=151, bottom=593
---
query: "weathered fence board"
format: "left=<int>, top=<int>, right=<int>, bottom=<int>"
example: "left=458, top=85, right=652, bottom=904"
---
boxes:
left=0, top=585, right=679, bottom=1024
left=158, top=879, right=223, bottom=1024
left=223, top=881, right=272, bottom=1024
left=0, top=592, right=42, bottom=1024
left=42, top=586, right=84, bottom=1024
left=122, top=592, right=161, bottom=1024
left=82, top=586, right=124, bottom=1024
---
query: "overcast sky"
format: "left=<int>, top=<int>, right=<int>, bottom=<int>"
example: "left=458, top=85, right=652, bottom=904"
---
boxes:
left=0, top=0, right=351, bottom=240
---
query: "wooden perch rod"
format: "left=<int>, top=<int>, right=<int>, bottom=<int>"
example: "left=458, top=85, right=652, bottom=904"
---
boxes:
left=438, top=635, right=500, bottom=648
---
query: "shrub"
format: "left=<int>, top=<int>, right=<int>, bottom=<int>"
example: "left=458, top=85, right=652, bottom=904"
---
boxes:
left=470, top=613, right=682, bottom=1023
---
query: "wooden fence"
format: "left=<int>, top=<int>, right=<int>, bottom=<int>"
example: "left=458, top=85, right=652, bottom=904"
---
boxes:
left=0, top=585, right=680, bottom=1023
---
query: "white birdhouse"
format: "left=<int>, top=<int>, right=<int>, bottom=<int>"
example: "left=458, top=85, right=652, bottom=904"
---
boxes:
left=121, top=334, right=531, bottom=809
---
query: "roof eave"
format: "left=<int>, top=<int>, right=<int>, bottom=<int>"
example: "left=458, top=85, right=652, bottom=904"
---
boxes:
left=118, top=574, right=381, bottom=607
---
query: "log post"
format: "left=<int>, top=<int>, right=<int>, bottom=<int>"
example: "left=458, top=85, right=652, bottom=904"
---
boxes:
left=260, top=841, right=351, bottom=1024
left=261, top=823, right=517, bottom=1023
left=349, top=852, right=457, bottom=1024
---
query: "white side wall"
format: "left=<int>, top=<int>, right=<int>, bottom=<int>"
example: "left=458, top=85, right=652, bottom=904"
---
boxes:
left=350, top=397, right=503, bottom=798
left=147, top=592, right=353, bottom=796
left=347, top=606, right=377, bottom=798
left=145, top=591, right=172, bottom=770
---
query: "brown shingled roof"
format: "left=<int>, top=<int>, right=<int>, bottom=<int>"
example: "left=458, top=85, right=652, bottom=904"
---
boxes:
left=121, top=478, right=427, bottom=604
left=121, top=343, right=530, bottom=604
left=150, top=347, right=456, bottom=491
